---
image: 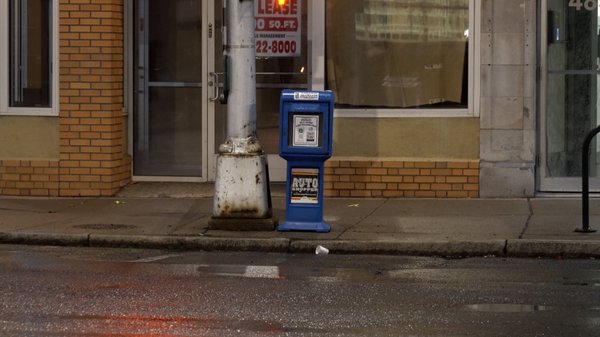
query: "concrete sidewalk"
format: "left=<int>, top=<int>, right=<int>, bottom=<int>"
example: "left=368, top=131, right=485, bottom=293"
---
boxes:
left=0, top=183, right=599, bottom=258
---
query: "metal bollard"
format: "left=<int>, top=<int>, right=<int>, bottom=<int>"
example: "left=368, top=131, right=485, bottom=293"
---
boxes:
left=578, top=125, right=599, bottom=233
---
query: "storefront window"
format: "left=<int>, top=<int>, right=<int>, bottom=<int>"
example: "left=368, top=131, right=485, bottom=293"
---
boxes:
left=326, top=0, right=469, bottom=109
left=9, top=0, right=52, bottom=108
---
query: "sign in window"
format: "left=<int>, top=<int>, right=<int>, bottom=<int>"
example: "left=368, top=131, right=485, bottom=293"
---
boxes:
left=255, top=0, right=302, bottom=57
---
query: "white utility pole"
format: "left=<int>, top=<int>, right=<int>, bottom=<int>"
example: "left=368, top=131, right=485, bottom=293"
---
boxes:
left=210, top=0, right=275, bottom=230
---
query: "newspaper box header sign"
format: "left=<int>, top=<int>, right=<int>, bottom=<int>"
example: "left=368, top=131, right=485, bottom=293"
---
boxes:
left=255, top=0, right=301, bottom=57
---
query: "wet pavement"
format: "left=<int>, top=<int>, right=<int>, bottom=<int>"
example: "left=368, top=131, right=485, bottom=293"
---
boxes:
left=0, top=245, right=598, bottom=336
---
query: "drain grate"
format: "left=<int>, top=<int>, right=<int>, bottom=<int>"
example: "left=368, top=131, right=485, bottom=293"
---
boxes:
left=72, top=224, right=137, bottom=230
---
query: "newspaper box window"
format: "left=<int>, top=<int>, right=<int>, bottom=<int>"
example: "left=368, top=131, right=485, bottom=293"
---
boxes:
left=278, top=90, right=334, bottom=233
left=292, top=114, right=321, bottom=147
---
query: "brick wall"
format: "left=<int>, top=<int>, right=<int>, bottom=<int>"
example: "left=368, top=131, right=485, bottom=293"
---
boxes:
left=58, top=0, right=130, bottom=196
left=0, top=0, right=130, bottom=197
left=325, top=160, right=480, bottom=198
left=0, top=160, right=60, bottom=196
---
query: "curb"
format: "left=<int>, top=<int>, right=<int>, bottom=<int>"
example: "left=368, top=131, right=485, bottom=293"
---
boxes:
left=289, top=240, right=507, bottom=257
left=0, top=232, right=291, bottom=252
left=506, top=239, right=600, bottom=258
left=1, top=232, right=599, bottom=258
left=89, top=234, right=291, bottom=252
left=0, top=232, right=89, bottom=246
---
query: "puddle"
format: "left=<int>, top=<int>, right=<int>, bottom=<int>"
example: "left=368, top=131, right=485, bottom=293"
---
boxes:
left=465, top=304, right=552, bottom=313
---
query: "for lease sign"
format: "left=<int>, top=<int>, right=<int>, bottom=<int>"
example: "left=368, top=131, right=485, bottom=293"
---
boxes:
left=255, top=0, right=301, bottom=57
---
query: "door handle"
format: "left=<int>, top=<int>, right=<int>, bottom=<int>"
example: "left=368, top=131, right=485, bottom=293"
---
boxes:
left=209, top=72, right=220, bottom=102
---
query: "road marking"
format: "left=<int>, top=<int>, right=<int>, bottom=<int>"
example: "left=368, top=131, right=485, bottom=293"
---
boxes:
left=130, top=254, right=182, bottom=263
left=243, top=266, right=280, bottom=279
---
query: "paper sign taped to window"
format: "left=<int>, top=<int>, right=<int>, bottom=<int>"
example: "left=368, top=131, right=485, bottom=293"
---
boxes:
left=255, top=0, right=302, bottom=57
left=293, top=115, right=319, bottom=147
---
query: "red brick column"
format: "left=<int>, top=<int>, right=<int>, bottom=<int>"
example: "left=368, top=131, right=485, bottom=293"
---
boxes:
left=59, top=0, right=130, bottom=196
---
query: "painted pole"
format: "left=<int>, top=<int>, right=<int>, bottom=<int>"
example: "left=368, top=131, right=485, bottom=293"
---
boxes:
left=210, top=0, right=275, bottom=230
left=223, top=0, right=256, bottom=145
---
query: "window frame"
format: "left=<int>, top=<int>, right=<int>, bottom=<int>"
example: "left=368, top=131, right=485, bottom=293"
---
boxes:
left=0, top=0, right=59, bottom=116
left=310, top=0, right=480, bottom=118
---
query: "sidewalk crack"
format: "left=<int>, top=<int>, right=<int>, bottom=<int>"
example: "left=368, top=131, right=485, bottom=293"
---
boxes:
left=518, top=198, right=533, bottom=239
left=335, top=199, right=389, bottom=240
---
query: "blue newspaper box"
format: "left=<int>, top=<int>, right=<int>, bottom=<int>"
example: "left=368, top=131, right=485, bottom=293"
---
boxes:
left=278, top=90, right=334, bottom=233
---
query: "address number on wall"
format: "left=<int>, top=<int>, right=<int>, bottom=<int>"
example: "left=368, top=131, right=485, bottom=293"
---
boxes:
left=569, top=0, right=599, bottom=11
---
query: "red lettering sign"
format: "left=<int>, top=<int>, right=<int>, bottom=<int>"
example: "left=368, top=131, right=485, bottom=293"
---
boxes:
left=257, top=0, right=298, bottom=15
left=255, top=0, right=301, bottom=57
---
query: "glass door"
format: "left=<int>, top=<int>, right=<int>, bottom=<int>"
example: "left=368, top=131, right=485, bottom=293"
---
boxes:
left=540, top=0, right=600, bottom=191
left=133, top=0, right=208, bottom=179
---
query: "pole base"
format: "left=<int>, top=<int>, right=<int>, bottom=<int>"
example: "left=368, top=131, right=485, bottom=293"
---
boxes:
left=278, top=221, right=330, bottom=233
left=213, top=154, right=272, bottom=219
left=574, top=228, right=597, bottom=233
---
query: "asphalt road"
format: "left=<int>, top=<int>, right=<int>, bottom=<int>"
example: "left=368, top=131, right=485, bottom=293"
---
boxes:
left=0, top=245, right=598, bottom=336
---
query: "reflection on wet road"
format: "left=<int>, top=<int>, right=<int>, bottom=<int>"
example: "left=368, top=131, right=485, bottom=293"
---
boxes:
left=0, top=245, right=598, bottom=336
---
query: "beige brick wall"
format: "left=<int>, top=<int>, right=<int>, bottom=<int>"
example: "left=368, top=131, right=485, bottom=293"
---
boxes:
left=0, top=160, right=60, bottom=196
left=0, top=0, right=130, bottom=197
left=59, top=0, right=130, bottom=197
left=325, top=160, right=480, bottom=198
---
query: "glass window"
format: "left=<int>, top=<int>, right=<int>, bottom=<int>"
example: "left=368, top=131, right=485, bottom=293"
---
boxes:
left=326, top=0, right=469, bottom=109
left=9, top=0, right=52, bottom=108
left=544, top=1, right=600, bottom=181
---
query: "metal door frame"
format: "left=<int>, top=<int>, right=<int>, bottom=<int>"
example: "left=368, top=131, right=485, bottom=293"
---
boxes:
left=539, top=0, right=600, bottom=192
left=129, top=0, right=212, bottom=182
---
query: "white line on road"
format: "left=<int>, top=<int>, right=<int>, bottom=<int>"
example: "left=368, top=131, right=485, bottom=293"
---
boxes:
left=130, top=254, right=182, bottom=263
